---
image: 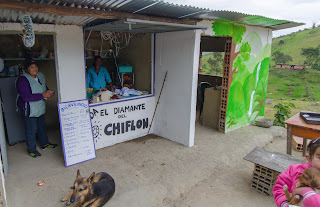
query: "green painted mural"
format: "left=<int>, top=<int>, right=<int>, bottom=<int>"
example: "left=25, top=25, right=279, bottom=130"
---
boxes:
left=212, top=21, right=271, bottom=132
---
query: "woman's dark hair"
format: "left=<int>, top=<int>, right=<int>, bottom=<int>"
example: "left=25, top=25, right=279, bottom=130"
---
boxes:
left=307, top=138, right=320, bottom=158
left=93, top=56, right=102, bottom=67
left=23, top=58, right=37, bottom=71
left=94, top=56, right=102, bottom=62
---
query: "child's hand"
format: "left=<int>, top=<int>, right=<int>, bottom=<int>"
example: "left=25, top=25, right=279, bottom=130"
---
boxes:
left=292, top=186, right=309, bottom=197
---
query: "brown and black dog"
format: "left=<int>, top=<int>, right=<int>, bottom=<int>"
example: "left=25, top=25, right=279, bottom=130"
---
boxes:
left=61, top=170, right=115, bottom=207
left=284, top=168, right=320, bottom=205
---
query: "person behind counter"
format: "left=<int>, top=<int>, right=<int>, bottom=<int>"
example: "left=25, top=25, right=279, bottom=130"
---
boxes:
left=16, top=58, right=58, bottom=158
left=87, top=56, right=113, bottom=91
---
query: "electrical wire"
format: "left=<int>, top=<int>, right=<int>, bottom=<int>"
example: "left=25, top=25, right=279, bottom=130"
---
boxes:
left=100, top=31, right=133, bottom=86
left=112, top=50, right=121, bottom=86
left=100, top=31, right=132, bottom=56
left=85, top=30, right=92, bottom=46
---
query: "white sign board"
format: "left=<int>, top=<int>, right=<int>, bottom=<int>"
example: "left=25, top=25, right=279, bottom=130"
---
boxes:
left=58, top=100, right=96, bottom=167
left=90, top=97, right=155, bottom=149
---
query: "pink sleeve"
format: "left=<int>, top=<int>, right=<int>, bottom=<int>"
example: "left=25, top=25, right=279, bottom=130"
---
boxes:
left=273, top=166, right=293, bottom=207
left=301, top=187, right=320, bottom=207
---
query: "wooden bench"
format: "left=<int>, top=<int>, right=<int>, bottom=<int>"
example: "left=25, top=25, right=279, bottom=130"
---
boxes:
left=244, top=147, right=302, bottom=195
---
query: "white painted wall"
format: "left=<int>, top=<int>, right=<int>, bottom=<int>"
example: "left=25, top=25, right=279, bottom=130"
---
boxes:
left=197, top=20, right=215, bottom=36
left=0, top=23, right=86, bottom=102
left=235, top=25, right=273, bottom=55
left=54, top=26, right=86, bottom=102
left=153, top=30, right=201, bottom=147
left=0, top=101, right=7, bottom=206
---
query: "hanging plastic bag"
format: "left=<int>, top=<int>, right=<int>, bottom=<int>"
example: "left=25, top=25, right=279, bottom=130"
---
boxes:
left=21, top=15, right=35, bottom=48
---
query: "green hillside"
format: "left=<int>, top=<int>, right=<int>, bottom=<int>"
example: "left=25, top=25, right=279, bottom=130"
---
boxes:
left=267, top=67, right=320, bottom=101
left=268, top=26, right=320, bottom=103
left=272, top=26, right=320, bottom=66
left=264, top=67, right=320, bottom=120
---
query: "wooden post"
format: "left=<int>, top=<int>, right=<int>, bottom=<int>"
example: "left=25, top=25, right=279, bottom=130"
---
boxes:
left=287, top=125, right=292, bottom=155
left=303, top=138, right=308, bottom=157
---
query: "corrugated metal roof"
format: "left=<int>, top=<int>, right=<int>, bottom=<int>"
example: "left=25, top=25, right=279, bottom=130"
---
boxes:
left=0, top=9, right=97, bottom=25
left=85, top=18, right=207, bottom=33
left=198, top=10, right=303, bottom=30
left=0, top=0, right=304, bottom=30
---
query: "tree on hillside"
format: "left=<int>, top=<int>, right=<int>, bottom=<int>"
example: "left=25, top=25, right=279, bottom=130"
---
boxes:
left=207, top=53, right=224, bottom=75
left=278, top=40, right=284, bottom=46
left=272, top=51, right=292, bottom=64
left=301, top=47, right=320, bottom=69
left=272, top=51, right=283, bottom=63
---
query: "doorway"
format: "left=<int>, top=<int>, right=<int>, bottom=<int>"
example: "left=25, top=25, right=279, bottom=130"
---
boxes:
left=0, top=33, right=60, bottom=175
left=197, top=36, right=231, bottom=132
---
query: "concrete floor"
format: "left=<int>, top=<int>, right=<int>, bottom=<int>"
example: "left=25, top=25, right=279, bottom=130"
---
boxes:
left=4, top=121, right=304, bottom=207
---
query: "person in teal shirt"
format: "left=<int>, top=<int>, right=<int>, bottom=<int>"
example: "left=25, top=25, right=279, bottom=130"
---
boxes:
left=87, top=56, right=113, bottom=91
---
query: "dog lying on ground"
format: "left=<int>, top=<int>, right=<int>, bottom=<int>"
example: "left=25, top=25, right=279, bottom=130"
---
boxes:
left=61, top=170, right=115, bottom=207
left=284, top=168, right=320, bottom=205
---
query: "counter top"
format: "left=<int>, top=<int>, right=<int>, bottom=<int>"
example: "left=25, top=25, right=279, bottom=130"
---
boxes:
left=89, top=94, right=153, bottom=106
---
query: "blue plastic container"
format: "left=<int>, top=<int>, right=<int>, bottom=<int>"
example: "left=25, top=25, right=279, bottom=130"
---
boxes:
left=87, top=91, right=94, bottom=99
left=119, top=65, right=132, bottom=73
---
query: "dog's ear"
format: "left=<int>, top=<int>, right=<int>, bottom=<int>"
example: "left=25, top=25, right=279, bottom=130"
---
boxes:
left=76, top=169, right=81, bottom=179
left=88, top=172, right=95, bottom=184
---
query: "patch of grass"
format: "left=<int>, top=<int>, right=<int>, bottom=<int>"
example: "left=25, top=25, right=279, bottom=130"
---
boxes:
left=265, top=66, right=320, bottom=121
left=267, top=67, right=320, bottom=101
left=264, top=100, right=320, bottom=120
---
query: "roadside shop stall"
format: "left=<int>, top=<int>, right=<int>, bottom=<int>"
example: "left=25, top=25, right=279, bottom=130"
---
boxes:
left=0, top=0, right=303, bottom=173
left=0, top=19, right=204, bottom=169
left=83, top=19, right=205, bottom=149
left=0, top=1, right=305, bottom=205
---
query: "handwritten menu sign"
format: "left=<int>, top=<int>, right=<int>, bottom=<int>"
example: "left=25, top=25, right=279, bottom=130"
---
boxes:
left=58, top=100, right=96, bottom=167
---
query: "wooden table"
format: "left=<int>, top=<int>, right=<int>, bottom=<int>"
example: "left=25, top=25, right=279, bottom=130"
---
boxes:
left=285, top=112, right=320, bottom=156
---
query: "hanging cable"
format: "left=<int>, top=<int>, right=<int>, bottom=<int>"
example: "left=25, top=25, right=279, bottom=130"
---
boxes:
left=99, top=31, right=133, bottom=86
left=100, top=31, right=132, bottom=56
left=100, top=36, right=103, bottom=56
left=85, top=30, right=92, bottom=46
left=112, top=50, right=121, bottom=86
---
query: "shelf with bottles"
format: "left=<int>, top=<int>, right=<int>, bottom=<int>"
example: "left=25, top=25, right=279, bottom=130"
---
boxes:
left=3, top=45, right=55, bottom=61
left=121, top=72, right=134, bottom=88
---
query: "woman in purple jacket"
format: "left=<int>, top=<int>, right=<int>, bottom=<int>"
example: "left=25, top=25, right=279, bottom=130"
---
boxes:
left=16, top=58, right=58, bottom=158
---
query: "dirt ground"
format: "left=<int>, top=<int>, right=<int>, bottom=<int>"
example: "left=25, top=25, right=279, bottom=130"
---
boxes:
left=4, top=121, right=304, bottom=207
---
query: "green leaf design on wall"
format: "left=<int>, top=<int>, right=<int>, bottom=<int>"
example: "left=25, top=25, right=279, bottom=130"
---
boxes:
left=212, top=21, right=246, bottom=44
left=243, top=73, right=255, bottom=113
left=255, top=57, right=270, bottom=117
left=212, top=21, right=271, bottom=131
left=227, top=81, right=246, bottom=120
left=239, top=42, right=251, bottom=61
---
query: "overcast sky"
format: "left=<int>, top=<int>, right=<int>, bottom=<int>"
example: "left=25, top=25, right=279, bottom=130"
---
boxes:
left=166, top=0, right=320, bottom=38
